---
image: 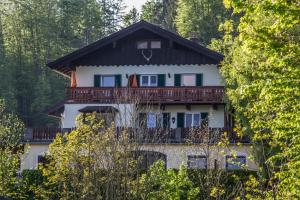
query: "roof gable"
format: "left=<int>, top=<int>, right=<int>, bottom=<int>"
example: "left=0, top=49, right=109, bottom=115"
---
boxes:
left=47, top=20, right=223, bottom=76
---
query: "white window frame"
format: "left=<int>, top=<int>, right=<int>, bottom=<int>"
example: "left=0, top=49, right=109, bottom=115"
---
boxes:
left=181, top=74, right=196, bottom=86
left=101, top=75, right=115, bottom=87
left=185, top=113, right=201, bottom=128
left=225, top=154, right=247, bottom=170
left=150, top=40, right=161, bottom=49
left=137, top=41, right=148, bottom=49
left=36, top=152, right=47, bottom=168
left=137, top=40, right=161, bottom=49
left=140, top=75, right=158, bottom=87
left=187, top=155, right=207, bottom=169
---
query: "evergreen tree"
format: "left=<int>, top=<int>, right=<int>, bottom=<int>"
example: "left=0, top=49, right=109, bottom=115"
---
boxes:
left=123, top=7, right=140, bottom=27
left=176, top=0, right=231, bottom=45
left=141, top=0, right=177, bottom=31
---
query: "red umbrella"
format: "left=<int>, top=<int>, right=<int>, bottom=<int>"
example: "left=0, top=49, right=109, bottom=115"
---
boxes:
left=71, top=71, right=77, bottom=87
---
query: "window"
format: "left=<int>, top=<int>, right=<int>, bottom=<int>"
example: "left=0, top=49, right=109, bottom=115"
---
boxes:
left=188, top=155, right=207, bottom=169
left=140, top=113, right=169, bottom=128
left=181, top=74, right=196, bottom=86
left=147, top=113, right=157, bottom=128
left=141, top=75, right=157, bottom=87
left=101, top=75, right=115, bottom=87
left=137, top=40, right=161, bottom=49
left=150, top=41, right=161, bottom=49
left=185, top=113, right=201, bottom=127
left=37, top=154, right=48, bottom=168
left=226, top=156, right=246, bottom=170
left=137, top=41, right=148, bottom=49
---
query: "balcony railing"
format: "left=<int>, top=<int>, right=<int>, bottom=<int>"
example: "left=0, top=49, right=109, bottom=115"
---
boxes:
left=23, top=127, right=250, bottom=144
left=66, top=86, right=224, bottom=104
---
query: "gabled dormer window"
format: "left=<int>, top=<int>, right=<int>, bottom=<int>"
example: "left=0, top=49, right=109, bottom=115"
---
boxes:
left=137, top=40, right=161, bottom=49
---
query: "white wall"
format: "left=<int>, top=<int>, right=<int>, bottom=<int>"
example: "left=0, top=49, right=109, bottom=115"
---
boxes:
left=21, top=144, right=49, bottom=170
left=63, top=103, right=134, bottom=128
left=75, top=64, right=224, bottom=87
left=140, top=144, right=258, bottom=170
left=62, top=104, right=224, bottom=129
left=21, top=144, right=258, bottom=171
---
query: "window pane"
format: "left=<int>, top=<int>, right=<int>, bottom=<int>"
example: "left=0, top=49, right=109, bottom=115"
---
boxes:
left=182, top=74, right=196, bottom=86
left=147, top=113, right=156, bottom=128
left=193, top=114, right=200, bottom=127
left=226, top=156, right=246, bottom=170
left=141, top=76, right=149, bottom=86
left=156, top=114, right=163, bottom=128
left=188, top=156, right=207, bottom=169
left=102, top=76, right=115, bottom=87
left=150, top=75, right=157, bottom=86
left=151, top=41, right=161, bottom=49
left=185, top=114, right=192, bottom=128
left=137, top=41, right=148, bottom=49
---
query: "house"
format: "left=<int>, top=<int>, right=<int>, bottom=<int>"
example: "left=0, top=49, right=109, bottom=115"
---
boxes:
left=21, top=21, right=257, bottom=171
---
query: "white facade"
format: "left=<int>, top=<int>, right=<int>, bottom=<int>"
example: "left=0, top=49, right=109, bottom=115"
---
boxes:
left=75, top=64, right=224, bottom=87
left=62, top=104, right=224, bottom=129
left=22, top=64, right=258, bottom=171
left=21, top=144, right=258, bottom=171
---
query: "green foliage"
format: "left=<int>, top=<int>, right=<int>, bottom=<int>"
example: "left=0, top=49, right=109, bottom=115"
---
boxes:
left=0, top=100, right=24, bottom=198
left=221, top=0, right=300, bottom=198
left=141, top=0, right=177, bottom=31
left=137, top=161, right=199, bottom=200
left=123, top=7, right=140, bottom=27
left=38, top=113, right=138, bottom=199
left=176, top=0, right=232, bottom=45
left=0, top=0, right=125, bottom=127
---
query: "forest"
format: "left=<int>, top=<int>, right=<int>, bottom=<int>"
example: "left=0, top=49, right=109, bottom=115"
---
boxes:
left=0, top=0, right=299, bottom=199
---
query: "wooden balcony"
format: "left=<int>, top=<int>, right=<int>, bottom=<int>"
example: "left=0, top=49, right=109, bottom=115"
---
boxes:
left=23, top=127, right=250, bottom=144
left=66, top=86, right=224, bottom=104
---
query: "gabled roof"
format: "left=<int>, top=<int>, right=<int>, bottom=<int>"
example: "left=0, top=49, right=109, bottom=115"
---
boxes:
left=47, top=20, right=223, bottom=76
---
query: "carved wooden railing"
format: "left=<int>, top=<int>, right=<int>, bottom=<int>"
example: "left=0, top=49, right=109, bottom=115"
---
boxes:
left=66, top=86, right=224, bottom=104
left=23, top=127, right=250, bottom=144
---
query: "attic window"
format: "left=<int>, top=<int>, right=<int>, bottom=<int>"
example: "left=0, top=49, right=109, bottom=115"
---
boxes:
left=137, top=40, right=161, bottom=49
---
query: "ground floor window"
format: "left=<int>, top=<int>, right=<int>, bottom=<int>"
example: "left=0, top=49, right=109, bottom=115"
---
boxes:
left=132, top=150, right=167, bottom=170
left=226, top=155, right=246, bottom=170
left=139, top=113, right=170, bottom=128
left=187, top=155, right=207, bottom=169
left=184, top=112, right=208, bottom=128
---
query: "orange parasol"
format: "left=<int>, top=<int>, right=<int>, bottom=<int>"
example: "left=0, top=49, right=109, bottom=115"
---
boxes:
left=131, top=74, right=138, bottom=88
left=71, top=71, right=77, bottom=87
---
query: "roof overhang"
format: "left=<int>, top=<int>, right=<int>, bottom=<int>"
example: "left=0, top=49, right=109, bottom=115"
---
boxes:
left=78, top=106, right=119, bottom=114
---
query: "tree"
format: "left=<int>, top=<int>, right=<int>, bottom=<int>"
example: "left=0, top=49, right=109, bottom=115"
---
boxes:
left=0, top=0, right=125, bottom=127
left=123, top=7, right=140, bottom=27
left=221, top=0, right=300, bottom=199
left=0, top=99, right=24, bottom=198
left=176, top=0, right=231, bottom=45
left=137, top=161, right=199, bottom=200
left=141, top=0, right=177, bottom=31
left=39, top=113, right=139, bottom=199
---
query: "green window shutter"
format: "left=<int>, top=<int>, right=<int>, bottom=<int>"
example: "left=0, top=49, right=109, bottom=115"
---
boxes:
left=139, top=113, right=147, bottom=128
left=157, top=74, right=166, bottom=87
left=163, top=113, right=170, bottom=128
left=177, top=113, right=184, bottom=128
left=136, top=74, right=140, bottom=87
left=201, top=112, right=209, bottom=127
left=196, top=74, right=203, bottom=86
left=174, top=74, right=181, bottom=86
left=115, top=75, right=122, bottom=87
left=94, top=75, right=101, bottom=87
left=201, top=112, right=208, bottom=119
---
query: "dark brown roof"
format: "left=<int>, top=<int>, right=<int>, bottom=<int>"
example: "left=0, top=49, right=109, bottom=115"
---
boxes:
left=47, top=20, right=223, bottom=76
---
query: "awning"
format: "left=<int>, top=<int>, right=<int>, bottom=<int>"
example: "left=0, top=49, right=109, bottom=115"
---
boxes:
left=78, top=106, right=118, bottom=113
